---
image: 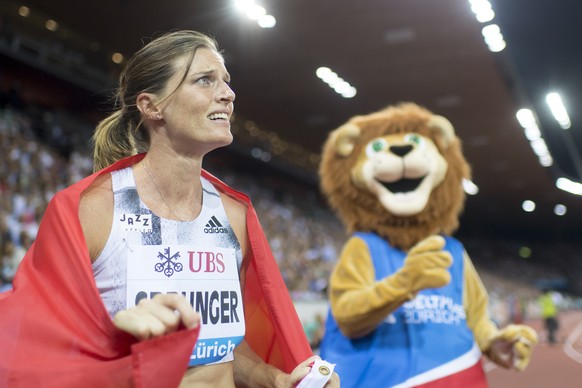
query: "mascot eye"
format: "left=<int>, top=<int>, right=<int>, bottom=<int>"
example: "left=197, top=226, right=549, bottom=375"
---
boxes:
left=366, top=138, right=387, bottom=157
left=404, top=134, right=424, bottom=147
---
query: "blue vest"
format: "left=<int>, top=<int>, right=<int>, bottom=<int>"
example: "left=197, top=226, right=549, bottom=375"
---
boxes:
left=320, top=233, right=476, bottom=388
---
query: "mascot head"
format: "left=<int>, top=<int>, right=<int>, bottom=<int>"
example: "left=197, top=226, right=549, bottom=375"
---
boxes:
left=319, top=102, right=471, bottom=250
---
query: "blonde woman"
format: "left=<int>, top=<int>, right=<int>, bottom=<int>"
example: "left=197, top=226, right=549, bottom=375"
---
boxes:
left=0, top=30, right=339, bottom=388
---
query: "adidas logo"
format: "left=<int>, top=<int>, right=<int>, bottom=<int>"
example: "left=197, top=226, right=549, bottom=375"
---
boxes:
left=204, top=215, right=228, bottom=234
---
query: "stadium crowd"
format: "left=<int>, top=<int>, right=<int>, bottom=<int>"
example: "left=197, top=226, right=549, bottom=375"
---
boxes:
left=0, top=105, right=577, bottom=334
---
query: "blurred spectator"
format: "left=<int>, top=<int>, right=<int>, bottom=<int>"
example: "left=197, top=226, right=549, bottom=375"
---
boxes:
left=537, top=289, right=560, bottom=344
left=303, top=313, right=325, bottom=351
left=0, top=105, right=580, bottom=323
left=1, top=238, right=26, bottom=282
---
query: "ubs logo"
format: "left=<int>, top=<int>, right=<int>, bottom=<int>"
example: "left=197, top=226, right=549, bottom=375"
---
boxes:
left=155, top=247, right=183, bottom=277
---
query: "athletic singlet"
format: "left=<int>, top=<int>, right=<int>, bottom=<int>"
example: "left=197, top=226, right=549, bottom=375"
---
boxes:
left=92, top=166, right=245, bottom=366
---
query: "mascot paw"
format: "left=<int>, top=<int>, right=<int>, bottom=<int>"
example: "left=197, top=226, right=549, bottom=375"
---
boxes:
left=489, top=324, right=538, bottom=371
left=399, top=235, right=453, bottom=293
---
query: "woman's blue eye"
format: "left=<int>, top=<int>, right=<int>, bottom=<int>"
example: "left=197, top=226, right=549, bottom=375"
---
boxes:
left=196, top=76, right=212, bottom=84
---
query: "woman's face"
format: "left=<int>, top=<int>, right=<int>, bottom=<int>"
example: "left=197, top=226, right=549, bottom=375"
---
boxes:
left=157, top=47, right=236, bottom=155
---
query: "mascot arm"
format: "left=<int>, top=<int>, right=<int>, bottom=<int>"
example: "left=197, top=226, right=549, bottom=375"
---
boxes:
left=329, top=236, right=409, bottom=338
left=463, top=252, right=538, bottom=371
left=329, top=235, right=451, bottom=338
left=463, top=252, right=498, bottom=351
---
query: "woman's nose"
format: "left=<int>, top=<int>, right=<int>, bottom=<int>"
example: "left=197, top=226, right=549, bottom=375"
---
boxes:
left=219, top=82, right=235, bottom=102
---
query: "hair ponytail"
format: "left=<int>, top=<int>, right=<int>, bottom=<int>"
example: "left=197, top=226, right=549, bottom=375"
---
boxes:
left=92, top=109, right=137, bottom=172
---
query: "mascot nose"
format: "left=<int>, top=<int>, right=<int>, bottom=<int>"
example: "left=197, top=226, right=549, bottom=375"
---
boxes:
left=390, top=144, right=413, bottom=157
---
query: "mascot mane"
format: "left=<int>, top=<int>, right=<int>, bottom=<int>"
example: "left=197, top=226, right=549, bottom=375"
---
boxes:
left=319, top=102, right=471, bottom=250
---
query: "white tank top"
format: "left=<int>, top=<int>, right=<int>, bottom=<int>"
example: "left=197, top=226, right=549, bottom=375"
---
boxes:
left=92, top=166, right=244, bottom=366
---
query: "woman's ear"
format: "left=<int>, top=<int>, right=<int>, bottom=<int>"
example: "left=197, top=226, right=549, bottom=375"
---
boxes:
left=136, top=93, right=162, bottom=120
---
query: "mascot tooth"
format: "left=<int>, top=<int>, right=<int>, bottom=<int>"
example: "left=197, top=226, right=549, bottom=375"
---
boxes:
left=318, top=102, right=538, bottom=388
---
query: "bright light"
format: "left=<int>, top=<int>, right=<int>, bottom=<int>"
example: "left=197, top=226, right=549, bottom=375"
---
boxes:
left=546, top=92, right=571, bottom=129
left=469, top=0, right=495, bottom=23
left=524, top=126, right=541, bottom=141
left=258, top=15, right=276, bottom=28
left=341, top=87, right=357, bottom=99
left=522, top=200, right=536, bottom=212
left=45, top=19, right=59, bottom=32
left=246, top=5, right=266, bottom=20
left=111, top=52, right=124, bottom=64
left=539, top=154, right=553, bottom=167
left=317, top=67, right=340, bottom=84
left=518, top=246, right=532, bottom=259
left=235, top=0, right=255, bottom=10
left=18, top=6, right=30, bottom=17
left=333, top=80, right=351, bottom=94
left=516, top=109, right=537, bottom=129
left=482, top=23, right=500, bottom=36
left=530, top=138, right=549, bottom=156
left=462, top=179, right=479, bottom=195
left=316, top=67, right=332, bottom=79
left=515, top=108, right=554, bottom=168
left=469, top=1, right=505, bottom=51
left=554, top=204, right=567, bottom=216
left=475, top=8, right=495, bottom=23
left=235, top=0, right=275, bottom=28
left=316, top=67, right=357, bottom=99
left=556, top=177, right=582, bottom=195
left=481, top=24, right=506, bottom=52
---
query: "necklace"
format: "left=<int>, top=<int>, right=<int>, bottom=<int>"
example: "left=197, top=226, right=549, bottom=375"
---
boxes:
left=143, top=159, right=201, bottom=222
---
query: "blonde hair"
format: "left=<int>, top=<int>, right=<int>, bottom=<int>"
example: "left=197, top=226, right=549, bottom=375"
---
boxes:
left=92, top=30, right=220, bottom=171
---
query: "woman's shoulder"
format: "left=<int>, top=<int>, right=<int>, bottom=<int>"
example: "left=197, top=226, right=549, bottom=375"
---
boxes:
left=221, top=192, right=247, bottom=227
left=79, top=173, right=113, bottom=261
left=80, top=172, right=113, bottom=206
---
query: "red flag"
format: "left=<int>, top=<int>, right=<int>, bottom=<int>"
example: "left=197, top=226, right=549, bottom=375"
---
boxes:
left=0, top=154, right=311, bottom=386
left=202, top=170, right=313, bottom=373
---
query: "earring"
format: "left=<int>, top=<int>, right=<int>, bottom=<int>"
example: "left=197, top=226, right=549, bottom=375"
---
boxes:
left=155, top=113, right=162, bottom=120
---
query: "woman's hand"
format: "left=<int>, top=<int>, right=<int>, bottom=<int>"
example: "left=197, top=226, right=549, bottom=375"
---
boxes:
left=113, top=293, right=200, bottom=341
left=286, top=355, right=340, bottom=388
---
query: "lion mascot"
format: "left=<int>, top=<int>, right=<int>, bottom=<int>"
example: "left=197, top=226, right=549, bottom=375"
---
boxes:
left=318, top=102, right=537, bottom=387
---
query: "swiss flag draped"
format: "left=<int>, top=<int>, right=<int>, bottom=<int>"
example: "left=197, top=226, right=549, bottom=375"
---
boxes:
left=0, top=154, right=311, bottom=387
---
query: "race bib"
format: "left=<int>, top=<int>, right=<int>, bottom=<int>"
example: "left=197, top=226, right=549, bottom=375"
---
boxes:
left=126, top=244, right=245, bottom=365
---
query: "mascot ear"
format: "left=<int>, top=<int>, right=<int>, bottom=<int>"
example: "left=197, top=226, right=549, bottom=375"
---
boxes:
left=428, top=115, right=455, bottom=148
left=331, top=123, right=361, bottom=157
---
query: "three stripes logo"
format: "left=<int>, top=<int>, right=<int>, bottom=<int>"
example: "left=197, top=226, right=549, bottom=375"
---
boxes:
left=204, top=215, right=228, bottom=234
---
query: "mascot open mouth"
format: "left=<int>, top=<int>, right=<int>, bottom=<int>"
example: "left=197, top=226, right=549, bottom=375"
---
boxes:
left=380, top=177, right=424, bottom=193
